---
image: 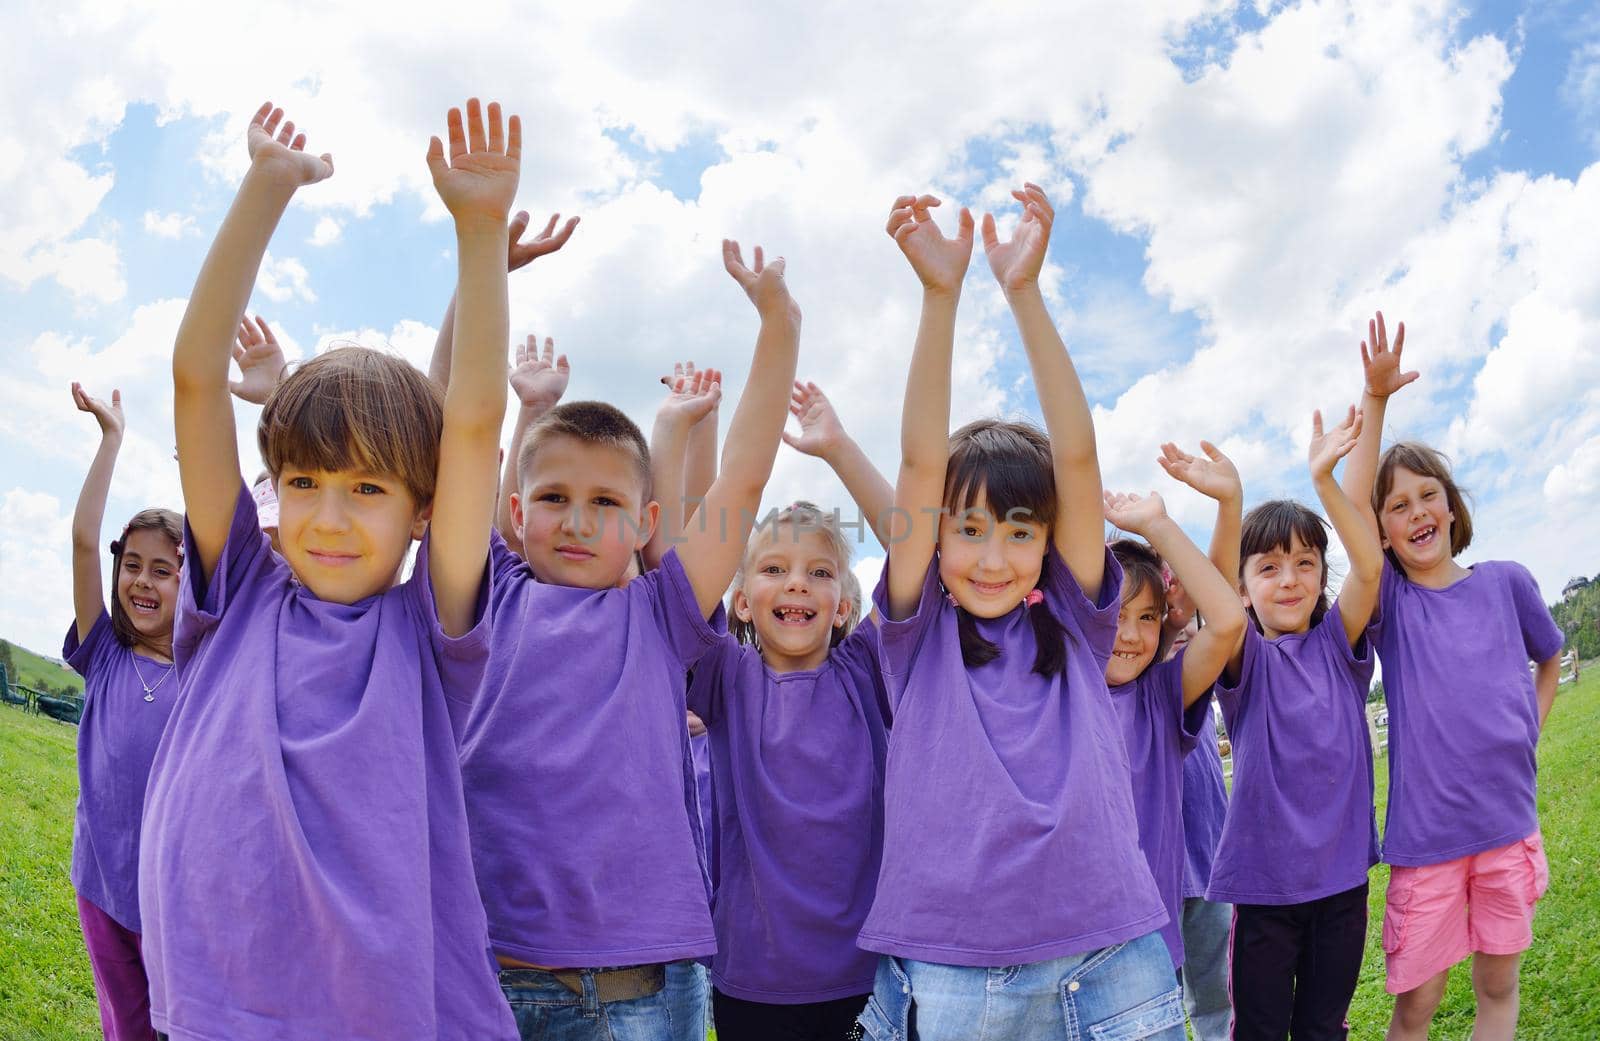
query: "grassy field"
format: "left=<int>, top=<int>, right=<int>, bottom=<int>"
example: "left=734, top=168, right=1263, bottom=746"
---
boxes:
left=3, top=640, right=84, bottom=696
left=1, top=670, right=1595, bottom=1039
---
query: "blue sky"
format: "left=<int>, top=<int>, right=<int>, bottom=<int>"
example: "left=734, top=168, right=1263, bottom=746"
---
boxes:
left=2, top=0, right=1597, bottom=655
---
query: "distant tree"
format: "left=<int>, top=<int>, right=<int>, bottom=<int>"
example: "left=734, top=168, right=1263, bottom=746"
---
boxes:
left=0, top=639, right=14, bottom=680
left=1367, top=680, right=1385, bottom=704
left=1552, top=579, right=1600, bottom=661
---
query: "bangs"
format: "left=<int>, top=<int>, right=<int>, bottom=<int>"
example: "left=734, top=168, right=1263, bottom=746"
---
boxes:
left=1109, top=538, right=1167, bottom=615
left=944, top=419, right=1056, bottom=529
left=1376, top=440, right=1473, bottom=556
left=259, top=348, right=442, bottom=507
left=1239, top=499, right=1329, bottom=569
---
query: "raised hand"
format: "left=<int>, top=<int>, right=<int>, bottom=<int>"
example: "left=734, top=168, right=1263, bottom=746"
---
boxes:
left=886, top=194, right=975, bottom=295
left=723, top=240, right=798, bottom=321
left=1102, top=489, right=1169, bottom=536
left=1310, top=406, right=1363, bottom=479
left=781, top=380, right=847, bottom=459
left=1158, top=440, right=1241, bottom=503
left=657, top=363, right=722, bottom=427
left=426, top=97, right=521, bottom=227
left=508, top=210, right=580, bottom=272
left=246, top=102, right=334, bottom=188
left=1359, top=310, right=1418, bottom=399
left=72, top=382, right=124, bottom=439
left=981, top=183, right=1054, bottom=294
left=508, top=334, right=569, bottom=411
left=229, top=315, right=287, bottom=404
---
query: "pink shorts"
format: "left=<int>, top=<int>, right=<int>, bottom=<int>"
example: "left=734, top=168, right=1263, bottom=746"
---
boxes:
left=1382, top=831, right=1550, bottom=995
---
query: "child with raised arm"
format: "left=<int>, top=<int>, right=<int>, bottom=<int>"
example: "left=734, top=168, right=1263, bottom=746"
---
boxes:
left=1337, top=315, right=1563, bottom=1041
left=140, top=98, right=520, bottom=1041
left=458, top=241, right=800, bottom=1041
left=1101, top=455, right=1247, bottom=976
left=1207, top=406, right=1382, bottom=1041
left=683, top=380, right=893, bottom=1041
left=856, top=186, right=1183, bottom=1041
left=65, top=383, right=182, bottom=1041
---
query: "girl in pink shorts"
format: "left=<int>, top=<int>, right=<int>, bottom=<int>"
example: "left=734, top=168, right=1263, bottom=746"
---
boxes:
left=1341, top=314, right=1565, bottom=1041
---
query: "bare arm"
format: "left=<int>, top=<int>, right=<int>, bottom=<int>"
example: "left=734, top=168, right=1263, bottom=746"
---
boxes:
left=685, top=370, right=721, bottom=508
left=983, top=185, right=1104, bottom=599
left=677, top=242, right=800, bottom=619
left=884, top=196, right=974, bottom=619
left=1535, top=654, right=1561, bottom=731
left=174, top=104, right=332, bottom=583
left=425, top=99, right=519, bottom=637
left=646, top=368, right=721, bottom=569
left=497, top=335, right=569, bottom=550
left=70, top=384, right=124, bottom=642
left=1340, top=311, right=1417, bottom=542
left=1158, top=439, right=1245, bottom=667
left=782, top=381, right=895, bottom=549
left=1312, top=407, right=1384, bottom=647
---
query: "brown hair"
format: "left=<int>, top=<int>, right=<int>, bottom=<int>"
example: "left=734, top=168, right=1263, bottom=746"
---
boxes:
left=943, top=418, right=1070, bottom=677
left=1373, top=441, right=1473, bottom=567
left=516, top=401, right=652, bottom=502
left=730, top=501, right=856, bottom=650
left=258, top=347, right=443, bottom=508
left=1107, top=537, right=1174, bottom=664
left=109, top=509, right=184, bottom=649
left=1239, top=500, right=1331, bottom=632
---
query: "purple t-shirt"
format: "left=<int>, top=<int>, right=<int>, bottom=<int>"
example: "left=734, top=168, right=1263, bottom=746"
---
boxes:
left=1207, top=604, right=1379, bottom=905
left=1108, top=653, right=1210, bottom=967
left=63, top=610, right=178, bottom=933
left=460, top=534, right=719, bottom=967
left=1180, top=699, right=1228, bottom=900
left=687, top=619, right=888, bottom=1002
left=1371, top=559, right=1564, bottom=867
left=139, top=485, right=514, bottom=1041
left=860, top=547, right=1167, bottom=966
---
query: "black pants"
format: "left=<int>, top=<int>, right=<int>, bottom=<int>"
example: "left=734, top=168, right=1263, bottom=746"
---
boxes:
left=711, top=987, right=871, bottom=1041
left=1230, top=881, right=1368, bottom=1041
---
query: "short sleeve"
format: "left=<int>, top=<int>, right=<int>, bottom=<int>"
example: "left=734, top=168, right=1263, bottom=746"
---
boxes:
left=871, top=554, right=943, bottom=681
left=1039, top=545, right=1123, bottom=667
left=1509, top=564, right=1564, bottom=663
left=1367, top=556, right=1405, bottom=645
left=1316, top=603, right=1377, bottom=695
left=685, top=627, right=740, bottom=725
left=1151, top=651, right=1206, bottom=755
left=643, top=549, right=724, bottom=669
left=410, top=533, right=495, bottom=738
left=177, top=482, right=277, bottom=662
left=1215, top=622, right=1262, bottom=734
left=833, top=616, right=892, bottom=726
left=63, top=609, right=114, bottom=679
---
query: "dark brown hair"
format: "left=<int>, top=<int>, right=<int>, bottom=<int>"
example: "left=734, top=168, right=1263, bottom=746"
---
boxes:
left=516, top=401, right=653, bottom=502
left=109, top=509, right=183, bottom=649
left=1239, top=499, right=1331, bottom=632
left=1373, top=440, right=1473, bottom=568
left=1107, top=537, right=1174, bottom=664
left=943, top=418, right=1069, bottom=676
left=258, top=347, right=443, bottom=508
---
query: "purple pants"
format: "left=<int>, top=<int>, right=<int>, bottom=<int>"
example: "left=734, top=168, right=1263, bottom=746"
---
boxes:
left=77, top=894, right=156, bottom=1041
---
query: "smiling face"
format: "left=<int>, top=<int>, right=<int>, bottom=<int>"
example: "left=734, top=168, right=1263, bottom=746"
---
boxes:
left=1241, top=533, right=1327, bottom=638
left=274, top=466, right=428, bottom=604
left=937, top=491, right=1050, bottom=618
left=114, top=527, right=181, bottom=650
left=1106, top=578, right=1163, bottom=687
left=513, top=434, right=657, bottom=590
left=734, top=525, right=849, bottom=673
left=1379, top=465, right=1459, bottom=580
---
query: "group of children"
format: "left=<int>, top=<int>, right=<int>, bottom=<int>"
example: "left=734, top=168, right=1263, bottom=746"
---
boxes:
left=61, top=98, right=1566, bottom=1041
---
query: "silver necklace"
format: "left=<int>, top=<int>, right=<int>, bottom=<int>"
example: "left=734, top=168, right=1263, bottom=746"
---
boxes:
left=131, top=656, right=173, bottom=703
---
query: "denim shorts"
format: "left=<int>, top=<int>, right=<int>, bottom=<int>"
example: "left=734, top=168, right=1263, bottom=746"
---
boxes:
left=498, top=964, right=675, bottom=1041
left=857, top=930, right=1184, bottom=1041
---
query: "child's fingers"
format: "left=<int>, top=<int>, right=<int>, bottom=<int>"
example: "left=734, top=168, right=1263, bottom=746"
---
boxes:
left=980, top=212, right=1000, bottom=252
left=262, top=107, right=284, bottom=137
left=250, top=101, right=273, bottom=131
left=487, top=101, right=504, bottom=154
left=466, top=98, right=487, bottom=154
left=1311, top=409, right=1324, bottom=439
left=290, top=133, right=307, bottom=152
left=507, top=114, right=522, bottom=162
left=255, top=315, right=275, bottom=343
left=426, top=136, right=448, bottom=180
left=446, top=108, right=467, bottom=159
left=555, top=354, right=568, bottom=373
left=1200, top=440, right=1223, bottom=461
left=957, top=207, right=975, bottom=241
left=111, top=389, right=121, bottom=410
left=509, top=211, right=531, bottom=243
left=753, top=245, right=765, bottom=273
left=276, top=119, right=295, bottom=146
left=1375, top=311, right=1387, bottom=351
left=1393, top=320, right=1404, bottom=355
left=886, top=205, right=915, bottom=238
left=722, top=239, right=749, bottom=279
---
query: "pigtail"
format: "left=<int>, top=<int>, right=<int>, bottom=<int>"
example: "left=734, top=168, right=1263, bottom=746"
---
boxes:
left=955, top=608, right=1001, bottom=668
left=1028, top=603, right=1068, bottom=677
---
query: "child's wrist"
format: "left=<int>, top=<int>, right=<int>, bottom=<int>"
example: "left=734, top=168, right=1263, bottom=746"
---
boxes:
left=454, top=216, right=510, bottom=241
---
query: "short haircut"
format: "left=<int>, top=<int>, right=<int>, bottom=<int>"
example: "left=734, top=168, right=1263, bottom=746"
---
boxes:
left=729, top=501, right=855, bottom=649
left=1373, top=440, right=1473, bottom=565
left=516, top=401, right=652, bottom=502
left=1108, top=537, right=1174, bottom=663
left=109, top=509, right=184, bottom=649
left=258, top=347, right=443, bottom=508
left=1239, top=499, right=1331, bottom=632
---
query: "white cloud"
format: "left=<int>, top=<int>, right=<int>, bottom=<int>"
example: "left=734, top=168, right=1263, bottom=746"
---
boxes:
left=256, top=252, right=316, bottom=303
left=308, top=216, right=342, bottom=246
left=143, top=210, right=196, bottom=238
left=0, top=489, right=75, bottom=658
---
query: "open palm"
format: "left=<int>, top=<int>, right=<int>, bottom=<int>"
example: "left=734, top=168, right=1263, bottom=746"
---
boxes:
left=427, top=98, right=521, bottom=225
left=246, top=103, right=333, bottom=187
left=1158, top=440, right=1241, bottom=503
left=982, top=183, right=1054, bottom=293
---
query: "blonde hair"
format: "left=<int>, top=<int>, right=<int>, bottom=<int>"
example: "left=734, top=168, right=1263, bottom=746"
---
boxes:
left=729, top=501, right=856, bottom=649
left=258, top=347, right=443, bottom=508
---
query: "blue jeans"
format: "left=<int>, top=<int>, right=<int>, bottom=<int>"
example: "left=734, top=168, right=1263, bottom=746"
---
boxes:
left=499, top=965, right=674, bottom=1041
left=662, top=961, right=708, bottom=1041
left=1179, top=896, right=1233, bottom=1041
left=857, top=930, right=1184, bottom=1041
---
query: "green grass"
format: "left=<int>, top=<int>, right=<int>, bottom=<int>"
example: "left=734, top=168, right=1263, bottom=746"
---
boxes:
left=4, top=640, right=84, bottom=697
left=1, top=672, right=1596, bottom=1039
